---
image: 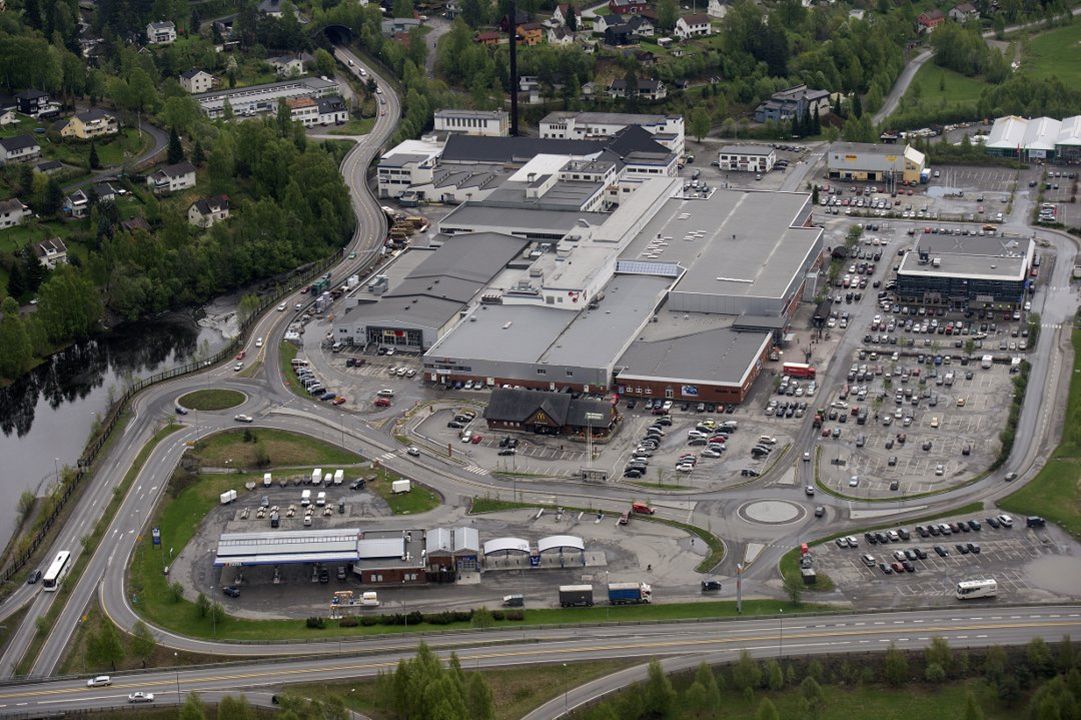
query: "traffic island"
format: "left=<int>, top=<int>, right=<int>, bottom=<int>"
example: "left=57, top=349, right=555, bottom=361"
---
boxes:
left=177, top=389, right=246, bottom=411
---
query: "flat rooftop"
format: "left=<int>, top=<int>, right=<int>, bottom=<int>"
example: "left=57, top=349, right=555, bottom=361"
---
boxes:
left=426, top=274, right=671, bottom=370
left=543, top=111, right=676, bottom=125
left=616, top=326, right=772, bottom=387
left=621, top=190, right=820, bottom=300
left=899, top=234, right=1033, bottom=281
left=440, top=203, right=608, bottom=235
left=214, top=528, right=360, bottom=567
left=718, top=144, right=774, bottom=155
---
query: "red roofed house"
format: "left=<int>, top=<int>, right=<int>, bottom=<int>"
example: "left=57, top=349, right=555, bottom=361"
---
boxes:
left=916, top=8, right=945, bottom=32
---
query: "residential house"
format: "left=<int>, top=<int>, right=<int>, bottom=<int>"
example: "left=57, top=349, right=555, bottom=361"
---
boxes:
left=316, top=95, right=349, bottom=125
left=92, top=181, right=120, bottom=203
left=146, top=20, right=177, bottom=44
left=604, top=14, right=652, bottom=44
left=180, top=69, right=215, bottom=94
left=285, top=97, right=320, bottom=126
left=848, top=8, right=866, bottom=20
left=0, top=198, right=30, bottom=229
left=188, top=195, right=230, bottom=228
left=16, top=89, right=58, bottom=118
left=948, top=2, right=979, bottom=21
left=916, top=8, right=945, bottom=31
left=0, top=134, right=41, bottom=164
left=257, top=0, right=286, bottom=17
left=33, top=238, right=68, bottom=269
left=268, top=54, right=307, bottom=77
left=608, top=78, right=666, bottom=101
left=753, top=83, right=830, bottom=123
left=0, top=109, right=15, bottom=126
left=499, top=8, right=533, bottom=31
left=516, top=22, right=544, bottom=45
left=674, top=13, right=711, bottom=39
left=548, top=26, right=575, bottom=45
left=381, top=17, right=421, bottom=36
left=58, top=108, right=119, bottom=140
left=519, top=75, right=542, bottom=103
left=474, top=30, right=502, bottom=46
left=707, top=0, right=730, bottom=18
left=146, top=161, right=197, bottom=194
left=63, top=189, right=90, bottom=218
left=591, top=13, right=612, bottom=33
left=552, top=3, right=575, bottom=26
left=608, top=0, right=649, bottom=14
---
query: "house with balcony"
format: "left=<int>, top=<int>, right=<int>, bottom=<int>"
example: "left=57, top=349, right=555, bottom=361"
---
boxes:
left=58, top=108, right=119, bottom=140
left=146, top=20, right=177, bottom=44
left=146, top=161, right=196, bottom=194
left=674, top=13, right=711, bottom=39
left=0, top=198, right=30, bottom=229
left=607, top=77, right=666, bottom=101
left=188, top=195, right=230, bottom=228
left=33, top=238, right=68, bottom=269
left=0, top=134, right=41, bottom=164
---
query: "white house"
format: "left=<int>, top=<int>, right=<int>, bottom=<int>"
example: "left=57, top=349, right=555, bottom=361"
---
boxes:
left=674, top=13, right=711, bottom=39
left=377, top=138, right=444, bottom=199
left=948, top=2, right=979, bottom=21
left=707, top=0, right=729, bottom=18
left=548, top=26, right=575, bottom=45
left=539, top=110, right=686, bottom=157
left=592, top=14, right=612, bottom=33
left=316, top=96, right=349, bottom=125
left=180, top=69, right=215, bottom=94
left=147, top=161, right=197, bottom=194
left=268, top=55, right=305, bottom=77
left=607, top=77, right=666, bottom=101
left=552, top=3, right=575, bottom=26
left=146, top=21, right=177, bottom=44
left=0, top=134, right=41, bottom=165
left=0, top=110, right=16, bottom=126
left=63, top=189, right=90, bottom=218
left=33, top=238, right=68, bottom=269
left=717, top=144, right=776, bottom=173
left=0, top=198, right=30, bottom=229
left=434, top=109, right=510, bottom=137
left=188, top=195, right=230, bottom=228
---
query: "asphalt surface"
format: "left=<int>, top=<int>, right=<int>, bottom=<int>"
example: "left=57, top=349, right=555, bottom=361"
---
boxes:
left=61, top=120, right=169, bottom=192
left=0, top=36, right=1077, bottom=718
left=0, top=606, right=1076, bottom=716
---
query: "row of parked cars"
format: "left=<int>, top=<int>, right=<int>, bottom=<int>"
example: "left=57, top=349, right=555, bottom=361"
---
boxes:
left=293, top=361, right=347, bottom=405
left=625, top=415, right=673, bottom=477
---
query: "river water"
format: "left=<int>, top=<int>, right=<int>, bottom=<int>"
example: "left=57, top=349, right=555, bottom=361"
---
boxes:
left=0, top=314, right=231, bottom=550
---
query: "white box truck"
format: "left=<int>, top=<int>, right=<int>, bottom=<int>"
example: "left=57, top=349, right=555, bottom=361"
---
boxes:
left=316, top=491, right=327, bottom=506
left=312, top=468, right=322, bottom=485
left=333, top=469, right=344, bottom=485
left=391, top=479, right=412, bottom=494
left=981, top=354, right=993, bottom=369
left=219, top=489, right=237, bottom=505
left=263, top=472, right=272, bottom=488
left=361, top=591, right=379, bottom=607
left=323, top=472, right=332, bottom=485
left=301, top=489, right=311, bottom=507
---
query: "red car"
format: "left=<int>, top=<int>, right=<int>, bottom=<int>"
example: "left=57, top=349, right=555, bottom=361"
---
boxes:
left=332, top=396, right=346, bottom=405
left=470, top=434, right=483, bottom=444
left=374, top=397, right=391, bottom=407
left=235, top=350, right=246, bottom=360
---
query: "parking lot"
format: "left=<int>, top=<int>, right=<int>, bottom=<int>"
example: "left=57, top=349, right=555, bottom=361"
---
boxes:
left=808, top=513, right=1081, bottom=608
left=1038, top=168, right=1081, bottom=229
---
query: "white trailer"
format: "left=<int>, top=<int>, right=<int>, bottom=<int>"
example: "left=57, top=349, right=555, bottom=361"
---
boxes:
left=263, top=472, right=273, bottom=487
left=323, top=472, right=332, bottom=485
left=333, top=469, right=344, bottom=485
left=391, top=479, right=412, bottom=494
left=312, top=468, right=322, bottom=485
left=219, top=489, right=238, bottom=505
left=301, top=489, right=311, bottom=507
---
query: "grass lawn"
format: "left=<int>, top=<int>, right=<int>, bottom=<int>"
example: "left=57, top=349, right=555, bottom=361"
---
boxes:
left=278, top=341, right=309, bottom=398
left=1022, top=21, right=1081, bottom=86
left=326, top=117, right=376, bottom=136
left=291, top=659, right=636, bottom=720
left=189, top=427, right=363, bottom=468
left=177, top=389, right=246, bottom=411
left=0, top=220, right=79, bottom=254
left=365, top=466, right=441, bottom=515
left=1000, top=329, right=1081, bottom=539
left=902, top=62, right=988, bottom=113
left=0, top=116, right=42, bottom=138
left=40, top=128, right=149, bottom=169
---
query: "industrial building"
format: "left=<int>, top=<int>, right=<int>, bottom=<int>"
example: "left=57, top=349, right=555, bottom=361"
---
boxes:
left=896, top=234, right=1035, bottom=308
left=538, top=111, right=686, bottom=157
left=716, top=144, right=776, bottom=173
left=425, top=527, right=481, bottom=574
left=193, top=77, right=339, bottom=119
left=827, top=142, right=926, bottom=184
left=433, top=109, right=510, bottom=137
left=984, top=114, right=1081, bottom=162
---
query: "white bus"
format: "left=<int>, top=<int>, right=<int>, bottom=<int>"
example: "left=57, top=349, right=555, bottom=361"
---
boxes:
left=42, top=550, right=71, bottom=592
left=956, top=578, right=997, bottom=600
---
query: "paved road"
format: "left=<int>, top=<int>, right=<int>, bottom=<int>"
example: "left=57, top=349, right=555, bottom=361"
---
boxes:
left=61, top=120, right=169, bottom=192
left=0, top=606, right=1076, bottom=716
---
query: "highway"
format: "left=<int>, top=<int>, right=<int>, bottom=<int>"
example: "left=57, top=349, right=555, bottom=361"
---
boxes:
left=0, top=34, right=1077, bottom=718
left=0, top=606, right=1076, bottom=715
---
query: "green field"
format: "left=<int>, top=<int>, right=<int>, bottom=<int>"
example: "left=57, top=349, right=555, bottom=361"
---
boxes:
left=1022, top=21, right=1081, bottom=86
left=364, top=466, right=441, bottom=514
left=177, top=388, right=246, bottom=411
left=327, top=117, right=376, bottom=136
left=1001, top=329, right=1081, bottom=539
left=189, top=427, right=363, bottom=468
left=902, top=62, right=988, bottom=113
left=39, top=128, right=149, bottom=169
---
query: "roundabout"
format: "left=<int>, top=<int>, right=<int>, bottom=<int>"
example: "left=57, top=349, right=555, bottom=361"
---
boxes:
left=176, top=389, right=247, bottom=412
left=738, top=500, right=806, bottom=525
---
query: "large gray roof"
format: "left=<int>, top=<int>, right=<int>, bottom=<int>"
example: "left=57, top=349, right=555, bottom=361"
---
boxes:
left=409, top=232, right=529, bottom=283
left=440, top=203, right=608, bottom=235
left=441, top=134, right=602, bottom=164
left=616, top=327, right=771, bottom=387
left=899, top=234, right=1032, bottom=281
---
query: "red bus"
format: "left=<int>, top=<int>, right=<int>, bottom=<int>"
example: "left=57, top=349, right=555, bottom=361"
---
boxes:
left=783, top=362, right=817, bottom=379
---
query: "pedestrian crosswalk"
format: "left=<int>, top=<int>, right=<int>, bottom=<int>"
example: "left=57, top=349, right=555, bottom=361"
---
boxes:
left=378, top=451, right=396, bottom=461
left=464, top=465, right=488, bottom=476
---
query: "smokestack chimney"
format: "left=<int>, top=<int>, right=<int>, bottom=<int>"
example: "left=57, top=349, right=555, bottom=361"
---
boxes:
left=509, top=0, right=518, bottom=136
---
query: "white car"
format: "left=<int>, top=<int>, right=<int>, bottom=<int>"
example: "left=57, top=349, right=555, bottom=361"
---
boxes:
left=803, top=451, right=811, bottom=462
left=255, top=337, right=263, bottom=348
left=407, top=446, right=420, bottom=457
left=128, top=692, right=155, bottom=703
left=295, top=302, right=303, bottom=310
left=460, top=430, right=472, bottom=443
left=277, top=303, right=287, bottom=312
left=86, top=676, right=111, bottom=687
left=233, top=362, right=243, bottom=372
left=234, top=414, right=254, bottom=423
left=848, top=475, right=859, bottom=487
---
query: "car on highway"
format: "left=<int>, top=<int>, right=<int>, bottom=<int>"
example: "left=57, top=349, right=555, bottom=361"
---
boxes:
left=87, top=675, right=111, bottom=687
left=233, top=362, right=243, bottom=372
left=26, top=569, right=41, bottom=584
left=407, top=446, right=420, bottom=457
left=128, top=692, right=155, bottom=703
left=255, top=337, right=263, bottom=348
left=277, top=303, right=287, bottom=312
left=236, top=350, right=246, bottom=360
left=234, top=414, right=253, bottom=423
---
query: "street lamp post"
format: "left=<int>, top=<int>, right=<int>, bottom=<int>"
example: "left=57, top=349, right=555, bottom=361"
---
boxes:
left=174, top=651, right=181, bottom=700
left=562, top=663, right=569, bottom=715
left=779, top=609, right=784, bottom=658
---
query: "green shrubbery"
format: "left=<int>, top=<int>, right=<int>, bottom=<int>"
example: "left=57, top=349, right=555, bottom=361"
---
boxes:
left=331, top=607, right=526, bottom=630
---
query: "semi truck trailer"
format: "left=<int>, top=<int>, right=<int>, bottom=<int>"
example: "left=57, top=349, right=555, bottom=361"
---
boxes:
left=607, top=582, right=652, bottom=605
left=558, top=585, right=594, bottom=607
